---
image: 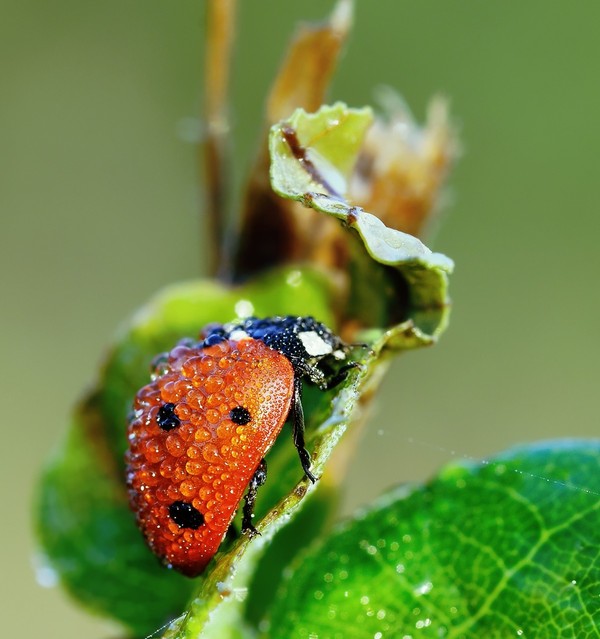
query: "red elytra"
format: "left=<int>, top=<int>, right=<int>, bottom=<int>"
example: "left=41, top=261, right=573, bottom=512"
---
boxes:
left=126, top=337, right=294, bottom=576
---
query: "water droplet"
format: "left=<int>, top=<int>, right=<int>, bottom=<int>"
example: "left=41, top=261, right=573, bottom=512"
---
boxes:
left=402, top=534, right=412, bottom=543
left=202, top=443, right=220, bottom=462
left=285, top=270, right=303, bottom=287
left=324, top=572, right=334, bottom=583
left=376, top=609, right=386, bottom=620
left=415, top=618, right=432, bottom=629
left=396, top=563, right=405, bottom=574
left=360, top=595, right=370, bottom=605
left=34, top=559, right=58, bottom=588
left=314, top=590, right=324, bottom=600
left=232, top=587, right=248, bottom=601
left=414, top=581, right=433, bottom=596
left=516, top=630, right=523, bottom=636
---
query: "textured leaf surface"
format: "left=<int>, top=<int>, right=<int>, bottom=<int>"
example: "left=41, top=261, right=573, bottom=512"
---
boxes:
left=267, top=440, right=600, bottom=639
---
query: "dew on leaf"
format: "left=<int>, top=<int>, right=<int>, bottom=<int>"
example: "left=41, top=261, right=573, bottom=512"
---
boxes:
left=414, top=581, right=433, bottom=596
left=285, top=270, right=303, bottom=287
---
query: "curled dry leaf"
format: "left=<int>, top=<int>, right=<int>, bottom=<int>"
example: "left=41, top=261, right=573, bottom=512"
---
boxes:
left=233, top=0, right=353, bottom=280
left=269, top=103, right=453, bottom=344
left=350, top=88, right=457, bottom=239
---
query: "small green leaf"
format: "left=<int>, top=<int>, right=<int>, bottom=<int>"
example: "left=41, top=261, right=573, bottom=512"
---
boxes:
left=269, top=103, right=453, bottom=342
left=267, top=440, right=600, bottom=638
left=269, top=102, right=373, bottom=199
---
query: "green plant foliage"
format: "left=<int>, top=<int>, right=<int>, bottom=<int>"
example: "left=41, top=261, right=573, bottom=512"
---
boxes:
left=35, top=104, right=456, bottom=637
left=267, top=440, right=600, bottom=639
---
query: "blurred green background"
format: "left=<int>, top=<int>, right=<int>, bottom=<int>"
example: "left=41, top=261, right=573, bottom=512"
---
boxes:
left=3, top=1, right=599, bottom=636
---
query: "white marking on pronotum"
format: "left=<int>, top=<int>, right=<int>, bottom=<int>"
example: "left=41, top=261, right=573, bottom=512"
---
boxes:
left=298, top=331, right=333, bottom=357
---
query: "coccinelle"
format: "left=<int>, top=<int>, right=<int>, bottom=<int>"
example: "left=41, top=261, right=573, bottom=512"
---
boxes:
left=126, top=316, right=356, bottom=576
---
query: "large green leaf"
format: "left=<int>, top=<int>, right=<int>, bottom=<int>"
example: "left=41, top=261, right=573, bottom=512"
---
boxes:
left=267, top=440, right=600, bottom=638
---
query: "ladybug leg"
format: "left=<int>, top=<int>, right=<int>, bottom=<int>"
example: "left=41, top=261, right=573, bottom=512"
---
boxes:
left=320, top=362, right=361, bottom=391
left=242, top=458, right=267, bottom=538
left=292, top=378, right=317, bottom=483
left=225, top=521, right=239, bottom=541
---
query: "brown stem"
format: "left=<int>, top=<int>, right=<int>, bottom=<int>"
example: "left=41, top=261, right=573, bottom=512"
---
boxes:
left=203, top=0, right=236, bottom=277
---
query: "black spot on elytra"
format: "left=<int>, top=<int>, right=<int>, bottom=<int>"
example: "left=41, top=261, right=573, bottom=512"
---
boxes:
left=157, top=403, right=180, bottom=431
left=169, top=501, right=204, bottom=529
left=230, top=406, right=251, bottom=425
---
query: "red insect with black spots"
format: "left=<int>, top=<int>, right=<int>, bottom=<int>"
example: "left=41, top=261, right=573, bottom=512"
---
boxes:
left=126, top=316, right=356, bottom=576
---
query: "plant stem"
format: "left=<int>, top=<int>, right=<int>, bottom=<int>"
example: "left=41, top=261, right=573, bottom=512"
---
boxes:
left=203, top=0, right=236, bottom=277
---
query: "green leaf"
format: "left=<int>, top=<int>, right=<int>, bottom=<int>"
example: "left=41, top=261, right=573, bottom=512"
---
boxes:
left=35, top=267, right=348, bottom=637
left=269, top=102, right=373, bottom=199
left=269, top=103, right=453, bottom=343
left=267, top=440, right=600, bottom=638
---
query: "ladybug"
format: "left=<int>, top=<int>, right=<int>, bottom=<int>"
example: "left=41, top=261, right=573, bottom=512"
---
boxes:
left=126, top=316, right=357, bottom=576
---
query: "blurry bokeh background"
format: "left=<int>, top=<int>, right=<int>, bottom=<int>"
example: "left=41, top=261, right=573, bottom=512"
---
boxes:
left=3, top=1, right=599, bottom=636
